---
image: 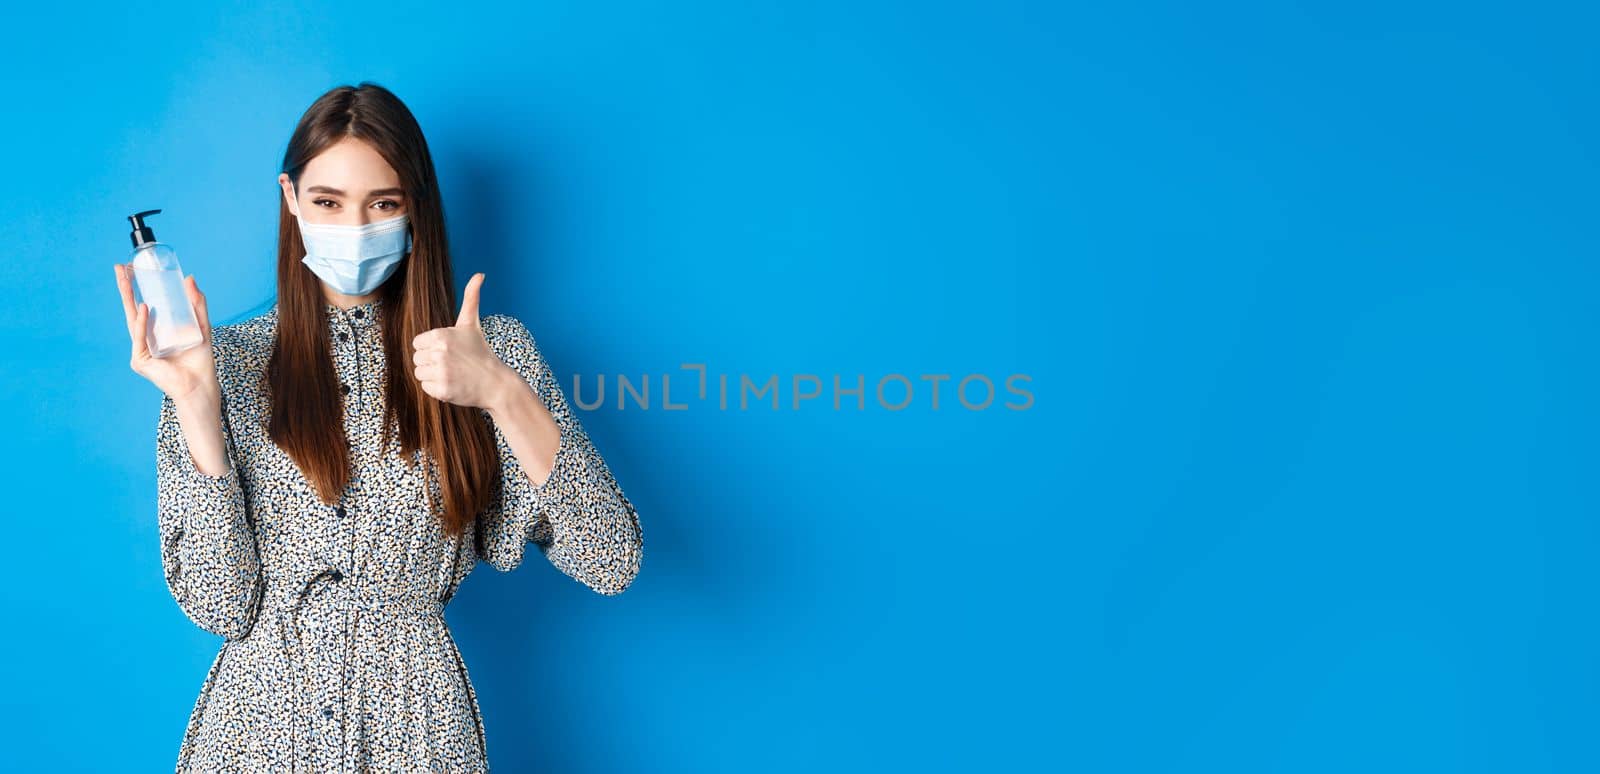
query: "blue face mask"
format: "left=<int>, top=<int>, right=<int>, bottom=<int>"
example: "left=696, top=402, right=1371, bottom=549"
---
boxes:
left=293, top=193, right=413, bottom=295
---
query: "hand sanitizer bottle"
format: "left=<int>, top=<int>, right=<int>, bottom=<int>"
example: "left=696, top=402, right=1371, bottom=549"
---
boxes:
left=127, top=209, right=204, bottom=357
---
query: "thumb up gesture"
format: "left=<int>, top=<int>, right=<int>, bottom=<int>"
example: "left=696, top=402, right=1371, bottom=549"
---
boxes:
left=411, top=272, right=514, bottom=409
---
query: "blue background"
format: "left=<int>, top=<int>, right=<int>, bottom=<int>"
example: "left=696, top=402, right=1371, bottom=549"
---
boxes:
left=1, top=1, right=1594, bottom=771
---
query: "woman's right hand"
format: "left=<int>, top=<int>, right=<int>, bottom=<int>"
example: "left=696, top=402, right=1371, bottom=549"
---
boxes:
left=115, top=263, right=221, bottom=406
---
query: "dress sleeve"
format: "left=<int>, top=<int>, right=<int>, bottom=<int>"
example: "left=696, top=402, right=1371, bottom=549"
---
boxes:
left=475, top=314, right=644, bottom=595
left=154, top=390, right=265, bottom=640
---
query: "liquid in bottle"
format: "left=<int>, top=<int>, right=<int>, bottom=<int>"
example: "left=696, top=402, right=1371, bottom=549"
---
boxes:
left=126, top=209, right=204, bottom=357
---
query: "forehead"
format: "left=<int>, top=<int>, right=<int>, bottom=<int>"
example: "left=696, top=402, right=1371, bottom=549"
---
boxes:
left=299, top=137, right=401, bottom=191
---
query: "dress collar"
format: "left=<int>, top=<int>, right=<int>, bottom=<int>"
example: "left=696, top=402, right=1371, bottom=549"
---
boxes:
left=324, top=296, right=383, bottom=330
left=262, top=297, right=384, bottom=331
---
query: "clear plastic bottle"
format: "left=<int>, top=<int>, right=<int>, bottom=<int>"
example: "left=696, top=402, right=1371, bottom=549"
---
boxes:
left=126, top=209, right=204, bottom=357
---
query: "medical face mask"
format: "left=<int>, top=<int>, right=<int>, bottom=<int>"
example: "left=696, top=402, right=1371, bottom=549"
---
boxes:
left=294, top=207, right=413, bottom=296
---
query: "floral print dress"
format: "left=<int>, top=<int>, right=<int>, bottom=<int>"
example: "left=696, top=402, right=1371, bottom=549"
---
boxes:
left=154, top=296, right=643, bottom=772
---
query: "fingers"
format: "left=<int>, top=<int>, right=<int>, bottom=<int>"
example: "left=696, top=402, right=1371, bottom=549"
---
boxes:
left=455, top=272, right=484, bottom=329
left=114, top=264, right=138, bottom=339
left=412, top=328, right=441, bottom=352
left=130, top=301, right=151, bottom=362
left=185, top=274, right=209, bottom=330
left=415, top=380, right=443, bottom=402
left=184, top=274, right=212, bottom=345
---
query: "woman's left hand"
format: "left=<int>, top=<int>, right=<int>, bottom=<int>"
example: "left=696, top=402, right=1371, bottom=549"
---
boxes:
left=411, top=272, right=516, bottom=410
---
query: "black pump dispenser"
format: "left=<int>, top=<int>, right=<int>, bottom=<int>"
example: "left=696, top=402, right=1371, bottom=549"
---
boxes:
left=128, top=209, right=162, bottom=248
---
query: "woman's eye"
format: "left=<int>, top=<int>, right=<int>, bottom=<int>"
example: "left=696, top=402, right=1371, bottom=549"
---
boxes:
left=313, top=199, right=338, bottom=208
left=373, top=200, right=399, bottom=211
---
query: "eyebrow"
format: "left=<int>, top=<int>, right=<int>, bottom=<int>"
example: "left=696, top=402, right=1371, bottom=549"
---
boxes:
left=304, top=185, right=405, bottom=197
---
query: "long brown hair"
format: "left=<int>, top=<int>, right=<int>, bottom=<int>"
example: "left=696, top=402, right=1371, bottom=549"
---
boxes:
left=268, top=82, right=498, bottom=540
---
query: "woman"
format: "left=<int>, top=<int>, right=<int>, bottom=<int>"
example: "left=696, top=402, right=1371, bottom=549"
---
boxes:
left=112, top=82, right=644, bottom=772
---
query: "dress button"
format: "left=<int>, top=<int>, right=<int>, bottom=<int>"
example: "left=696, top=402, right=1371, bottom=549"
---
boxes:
left=321, top=706, right=335, bottom=719
left=353, top=309, right=365, bottom=319
left=341, top=383, right=351, bottom=395
left=329, top=570, right=344, bottom=582
left=339, top=331, right=350, bottom=342
left=335, top=504, right=346, bottom=519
